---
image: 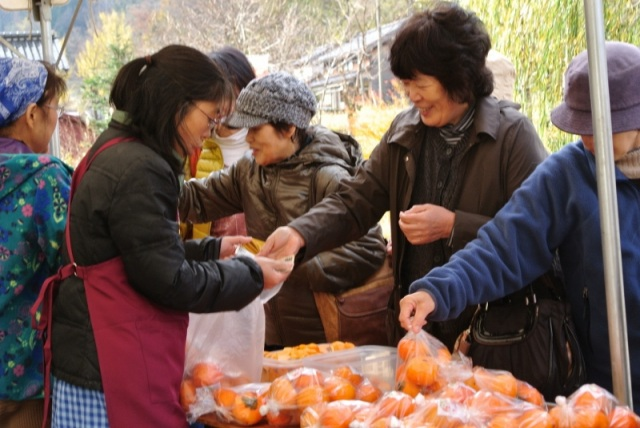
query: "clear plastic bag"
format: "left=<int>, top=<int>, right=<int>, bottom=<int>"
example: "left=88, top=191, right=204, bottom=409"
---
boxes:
left=197, top=382, right=271, bottom=426
left=181, top=297, right=266, bottom=421
left=395, top=330, right=471, bottom=397
left=299, top=399, right=372, bottom=428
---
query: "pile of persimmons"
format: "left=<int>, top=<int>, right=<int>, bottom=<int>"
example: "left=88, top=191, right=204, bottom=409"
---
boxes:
left=181, top=331, right=640, bottom=427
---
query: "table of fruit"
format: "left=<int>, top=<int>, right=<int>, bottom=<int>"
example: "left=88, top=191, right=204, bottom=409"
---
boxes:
left=182, top=332, right=639, bottom=427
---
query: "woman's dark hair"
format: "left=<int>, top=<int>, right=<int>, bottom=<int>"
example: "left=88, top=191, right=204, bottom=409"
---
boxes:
left=36, top=61, right=67, bottom=106
left=208, top=46, right=256, bottom=95
left=271, top=121, right=309, bottom=149
left=109, top=44, right=234, bottom=175
left=390, top=1, right=493, bottom=103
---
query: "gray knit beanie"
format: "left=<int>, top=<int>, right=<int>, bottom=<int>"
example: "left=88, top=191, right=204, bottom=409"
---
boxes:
left=226, top=72, right=317, bottom=129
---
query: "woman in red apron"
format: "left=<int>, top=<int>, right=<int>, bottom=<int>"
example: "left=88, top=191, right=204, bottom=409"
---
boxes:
left=31, top=45, right=292, bottom=428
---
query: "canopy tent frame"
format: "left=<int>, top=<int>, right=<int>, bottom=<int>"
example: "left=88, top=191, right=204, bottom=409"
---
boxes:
left=583, top=0, right=633, bottom=408
left=0, top=0, right=83, bottom=157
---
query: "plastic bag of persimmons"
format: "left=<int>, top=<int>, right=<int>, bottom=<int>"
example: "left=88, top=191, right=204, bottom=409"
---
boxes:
left=191, top=327, right=640, bottom=427
left=193, top=362, right=383, bottom=426
left=338, top=330, right=640, bottom=428
left=180, top=297, right=266, bottom=423
left=260, top=365, right=385, bottom=426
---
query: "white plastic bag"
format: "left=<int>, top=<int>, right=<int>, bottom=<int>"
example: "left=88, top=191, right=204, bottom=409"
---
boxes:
left=182, top=299, right=265, bottom=421
left=185, top=299, right=265, bottom=384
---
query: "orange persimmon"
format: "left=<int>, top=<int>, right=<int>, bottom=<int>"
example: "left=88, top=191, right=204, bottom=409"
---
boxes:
left=213, top=387, right=237, bottom=409
left=269, top=377, right=297, bottom=406
left=179, top=378, right=196, bottom=411
left=299, top=406, right=320, bottom=428
left=574, top=408, right=610, bottom=428
left=319, top=406, right=353, bottom=428
left=516, top=380, right=545, bottom=407
left=486, top=414, right=519, bottom=428
left=293, top=368, right=324, bottom=389
left=296, top=385, right=327, bottom=408
left=404, top=356, right=438, bottom=387
left=191, top=362, right=224, bottom=388
left=518, top=408, right=555, bottom=428
left=472, top=367, right=517, bottom=397
left=356, top=380, right=382, bottom=403
left=333, top=365, right=363, bottom=386
left=609, top=406, right=640, bottom=428
left=549, top=404, right=609, bottom=428
left=436, top=382, right=476, bottom=403
left=323, top=375, right=356, bottom=401
left=572, top=383, right=617, bottom=413
left=230, top=391, right=263, bottom=425
left=369, top=417, right=391, bottom=428
left=465, top=390, right=516, bottom=416
left=396, top=379, right=421, bottom=398
left=397, top=337, right=428, bottom=361
left=376, top=391, right=415, bottom=419
left=266, top=408, right=298, bottom=426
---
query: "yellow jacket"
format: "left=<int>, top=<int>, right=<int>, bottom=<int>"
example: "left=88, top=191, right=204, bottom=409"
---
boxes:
left=181, top=138, right=224, bottom=239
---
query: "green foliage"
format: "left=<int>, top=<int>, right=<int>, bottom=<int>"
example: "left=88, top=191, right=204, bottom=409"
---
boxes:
left=75, top=11, right=134, bottom=134
left=455, top=0, right=640, bottom=152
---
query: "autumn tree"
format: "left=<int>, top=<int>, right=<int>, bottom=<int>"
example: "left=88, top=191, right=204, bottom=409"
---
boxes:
left=455, top=0, right=640, bottom=151
left=75, top=10, right=134, bottom=133
left=135, top=0, right=409, bottom=71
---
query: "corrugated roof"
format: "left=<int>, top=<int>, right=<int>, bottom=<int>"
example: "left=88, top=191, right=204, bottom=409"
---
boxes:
left=0, top=31, right=69, bottom=70
left=296, top=18, right=407, bottom=67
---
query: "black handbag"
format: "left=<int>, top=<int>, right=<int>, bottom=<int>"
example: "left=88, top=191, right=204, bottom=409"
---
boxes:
left=458, top=268, right=587, bottom=401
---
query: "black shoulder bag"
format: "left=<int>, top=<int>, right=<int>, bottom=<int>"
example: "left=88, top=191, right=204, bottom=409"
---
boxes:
left=458, top=259, right=587, bottom=401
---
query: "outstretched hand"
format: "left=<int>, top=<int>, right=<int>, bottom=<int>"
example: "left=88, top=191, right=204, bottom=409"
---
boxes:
left=398, top=290, right=436, bottom=333
left=254, top=255, right=294, bottom=289
left=220, top=235, right=253, bottom=259
left=258, top=226, right=305, bottom=260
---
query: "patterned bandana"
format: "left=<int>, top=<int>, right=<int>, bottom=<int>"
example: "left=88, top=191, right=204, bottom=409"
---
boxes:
left=0, top=57, right=47, bottom=128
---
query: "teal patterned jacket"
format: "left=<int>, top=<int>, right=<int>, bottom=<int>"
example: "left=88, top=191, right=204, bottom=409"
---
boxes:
left=0, top=152, right=72, bottom=400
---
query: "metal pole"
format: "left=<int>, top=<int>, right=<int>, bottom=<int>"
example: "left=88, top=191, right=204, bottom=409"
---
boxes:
left=34, top=0, right=62, bottom=158
left=375, top=0, right=383, bottom=99
left=55, top=0, right=83, bottom=69
left=583, top=0, right=633, bottom=408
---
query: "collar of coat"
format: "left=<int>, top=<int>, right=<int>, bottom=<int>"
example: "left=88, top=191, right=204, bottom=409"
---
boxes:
left=386, top=96, right=522, bottom=150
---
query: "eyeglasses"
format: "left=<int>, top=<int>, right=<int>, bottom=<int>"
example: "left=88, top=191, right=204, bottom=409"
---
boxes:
left=191, top=103, right=224, bottom=130
left=43, top=104, right=65, bottom=118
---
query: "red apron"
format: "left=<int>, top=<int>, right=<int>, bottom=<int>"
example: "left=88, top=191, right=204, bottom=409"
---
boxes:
left=31, top=138, right=189, bottom=428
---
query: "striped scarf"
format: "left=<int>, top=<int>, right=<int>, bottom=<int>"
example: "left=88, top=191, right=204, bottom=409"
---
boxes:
left=439, top=105, right=476, bottom=145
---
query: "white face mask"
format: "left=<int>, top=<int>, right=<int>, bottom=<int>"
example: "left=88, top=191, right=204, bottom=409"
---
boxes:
left=212, top=128, right=250, bottom=167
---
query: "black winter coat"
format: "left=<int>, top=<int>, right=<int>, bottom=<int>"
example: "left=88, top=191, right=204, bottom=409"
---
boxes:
left=52, top=120, right=264, bottom=390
